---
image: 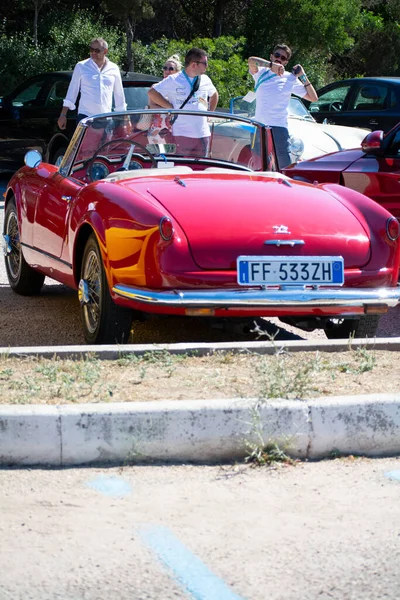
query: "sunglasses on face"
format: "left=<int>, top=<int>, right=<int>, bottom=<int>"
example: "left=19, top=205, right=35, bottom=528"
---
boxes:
left=195, top=61, right=208, bottom=66
left=162, top=66, right=175, bottom=71
left=89, top=47, right=102, bottom=54
left=273, top=52, right=288, bottom=62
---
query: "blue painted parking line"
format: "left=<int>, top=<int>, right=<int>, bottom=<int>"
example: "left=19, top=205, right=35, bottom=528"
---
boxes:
left=385, top=470, right=400, bottom=482
left=139, top=524, right=245, bottom=600
left=85, top=474, right=132, bottom=497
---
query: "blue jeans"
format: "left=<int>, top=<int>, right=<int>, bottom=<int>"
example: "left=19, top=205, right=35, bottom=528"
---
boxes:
left=77, top=113, right=88, bottom=125
left=270, top=126, right=291, bottom=169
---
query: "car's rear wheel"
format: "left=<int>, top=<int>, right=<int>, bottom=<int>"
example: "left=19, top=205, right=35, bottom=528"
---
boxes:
left=80, top=234, right=133, bottom=344
left=4, top=197, right=45, bottom=295
left=324, top=315, right=380, bottom=339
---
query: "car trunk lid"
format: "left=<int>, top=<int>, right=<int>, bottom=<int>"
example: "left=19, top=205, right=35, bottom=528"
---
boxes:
left=124, top=173, right=371, bottom=270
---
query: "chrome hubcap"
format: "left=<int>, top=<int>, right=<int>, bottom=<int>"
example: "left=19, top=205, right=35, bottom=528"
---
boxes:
left=81, top=249, right=101, bottom=335
left=78, top=278, right=90, bottom=305
left=4, top=212, right=21, bottom=280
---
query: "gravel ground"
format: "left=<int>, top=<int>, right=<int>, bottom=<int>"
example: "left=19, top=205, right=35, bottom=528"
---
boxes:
left=1, top=458, right=400, bottom=600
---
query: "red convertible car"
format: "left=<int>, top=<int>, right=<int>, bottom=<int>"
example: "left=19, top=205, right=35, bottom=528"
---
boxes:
left=283, top=123, right=400, bottom=219
left=3, top=109, right=400, bottom=344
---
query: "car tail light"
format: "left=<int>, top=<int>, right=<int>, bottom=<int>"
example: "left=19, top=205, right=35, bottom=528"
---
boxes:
left=386, top=217, right=399, bottom=241
left=159, top=216, right=174, bottom=241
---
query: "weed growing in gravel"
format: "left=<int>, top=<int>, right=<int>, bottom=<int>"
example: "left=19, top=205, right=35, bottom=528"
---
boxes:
left=253, top=350, right=323, bottom=400
left=244, top=407, right=296, bottom=466
left=245, top=439, right=295, bottom=466
left=0, top=368, right=13, bottom=380
left=336, top=346, right=377, bottom=374
left=0, top=356, right=114, bottom=403
left=116, top=349, right=191, bottom=378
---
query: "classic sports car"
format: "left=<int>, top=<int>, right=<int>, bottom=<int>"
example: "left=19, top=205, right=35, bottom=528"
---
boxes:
left=283, top=123, right=400, bottom=219
left=3, top=109, right=400, bottom=344
left=230, top=96, right=369, bottom=163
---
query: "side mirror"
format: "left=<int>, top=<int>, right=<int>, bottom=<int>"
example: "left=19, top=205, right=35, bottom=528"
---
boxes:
left=24, top=149, right=42, bottom=168
left=361, top=130, right=383, bottom=154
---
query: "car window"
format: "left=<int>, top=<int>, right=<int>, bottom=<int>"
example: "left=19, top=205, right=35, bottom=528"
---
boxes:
left=350, top=84, right=389, bottom=112
left=45, top=80, right=69, bottom=108
left=289, top=97, right=315, bottom=121
left=11, top=79, right=47, bottom=107
left=386, top=129, right=400, bottom=157
left=389, top=89, right=397, bottom=108
left=230, top=97, right=256, bottom=118
left=122, top=86, right=153, bottom=110
left=309, top=84, right=351, bottom=114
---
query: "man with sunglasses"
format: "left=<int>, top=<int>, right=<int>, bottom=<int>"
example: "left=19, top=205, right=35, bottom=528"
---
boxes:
left=57, top=37, right=126, bottom=130
left=148, top=47, right=218, bottom=156
left=248, top=44, right=318, bottom=168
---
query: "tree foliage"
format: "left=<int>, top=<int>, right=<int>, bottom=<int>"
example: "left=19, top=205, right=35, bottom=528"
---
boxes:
left=0, top=10, right=124, bottom=94
left=332, top=9, right=400, bottom=78
left=101, top=0, right=157, bottom=70
left=0, top=0, right=400, bottom=98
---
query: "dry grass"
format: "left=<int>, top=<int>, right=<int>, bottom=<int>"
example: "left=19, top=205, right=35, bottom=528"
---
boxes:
left=0, top=346, right=399, bottom=405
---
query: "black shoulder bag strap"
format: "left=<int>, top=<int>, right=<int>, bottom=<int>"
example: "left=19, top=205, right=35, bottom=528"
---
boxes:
left=170, top=76, right=201, bottom=125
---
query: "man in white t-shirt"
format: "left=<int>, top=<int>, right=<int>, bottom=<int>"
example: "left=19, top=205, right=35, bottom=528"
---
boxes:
left=148, top=47, right=219, bottom=156
left=57, top=37, right=126, bottom=129
left=248, top=44, right=318, bottom=168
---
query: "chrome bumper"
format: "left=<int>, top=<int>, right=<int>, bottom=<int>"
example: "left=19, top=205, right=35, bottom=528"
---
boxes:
left=113, top=284, right=400, bottom=308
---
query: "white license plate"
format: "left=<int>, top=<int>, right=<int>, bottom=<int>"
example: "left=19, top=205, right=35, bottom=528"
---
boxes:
left=237, top=256, right=344, bottom=286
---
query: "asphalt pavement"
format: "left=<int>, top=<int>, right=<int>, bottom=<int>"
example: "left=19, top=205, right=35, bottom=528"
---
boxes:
left=1, top=174, right=400, bottom=466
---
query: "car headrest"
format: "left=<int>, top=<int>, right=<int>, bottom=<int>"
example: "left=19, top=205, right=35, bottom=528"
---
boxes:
left=360, top=86, right=382, bottom=100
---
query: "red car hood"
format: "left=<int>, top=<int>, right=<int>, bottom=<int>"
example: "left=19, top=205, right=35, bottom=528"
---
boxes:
left=124, top=173, right=370, bottom=269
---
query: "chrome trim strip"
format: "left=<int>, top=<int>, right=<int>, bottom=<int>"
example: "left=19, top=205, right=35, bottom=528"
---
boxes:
left=264, top=240, right=305, bottom=246
left=20, top=242, right=72, bottom=268
left=112, top=284, right=400, bottom=308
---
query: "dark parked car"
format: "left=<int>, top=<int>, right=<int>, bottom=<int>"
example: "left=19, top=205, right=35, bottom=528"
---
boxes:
left=309, top=77, right=400, bottom=133
left=283, top=123, right=400, bottom=219
left=0, top=71, right=160, bottom=171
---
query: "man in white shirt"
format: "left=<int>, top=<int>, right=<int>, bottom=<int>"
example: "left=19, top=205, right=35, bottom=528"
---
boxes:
left=57, top=37, right=126, bottom=130
left=147, top=47, right=219, bottom=156
left=248, top=44, right=318, bottom=168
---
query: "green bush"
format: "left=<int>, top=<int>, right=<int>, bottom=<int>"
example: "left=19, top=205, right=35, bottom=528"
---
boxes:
left=0, top=11, right=124, bottom=95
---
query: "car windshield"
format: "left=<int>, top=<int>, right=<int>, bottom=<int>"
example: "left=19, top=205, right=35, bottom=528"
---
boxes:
left=230, top=96, right=315, bottom=122
left=61, top=110, right=277, bottom=182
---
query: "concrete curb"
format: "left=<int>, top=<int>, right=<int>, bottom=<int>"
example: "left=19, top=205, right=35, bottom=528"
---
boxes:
left=1, top=339, right=400, bottom=466
left=2, top=336, right=400, bottom=359
left=1, top=395, right=400, bottom=466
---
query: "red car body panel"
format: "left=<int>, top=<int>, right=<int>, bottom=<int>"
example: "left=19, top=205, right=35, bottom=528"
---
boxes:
left=130, top=174, right=372, bottom=270
left=284, top=127, right=400, bottom=219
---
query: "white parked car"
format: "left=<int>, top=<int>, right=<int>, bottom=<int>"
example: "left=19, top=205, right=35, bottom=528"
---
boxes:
left=229, top=96, right=370, bottom=163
